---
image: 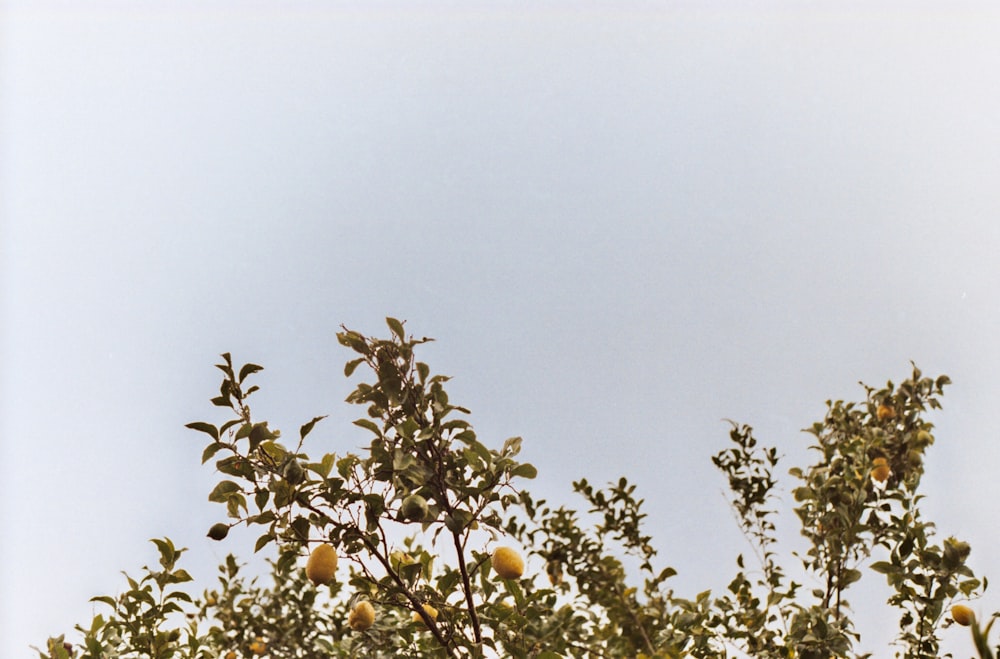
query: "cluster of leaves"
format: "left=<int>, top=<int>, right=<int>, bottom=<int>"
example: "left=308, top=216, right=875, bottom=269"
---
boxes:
left=39, top=321, right=1000, bottom=658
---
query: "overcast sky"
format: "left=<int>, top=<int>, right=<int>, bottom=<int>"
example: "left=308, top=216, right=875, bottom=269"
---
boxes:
left=3, top=2, right=1000, bottom=656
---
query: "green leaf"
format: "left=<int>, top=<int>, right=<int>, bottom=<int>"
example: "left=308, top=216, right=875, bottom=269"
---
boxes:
left=238, top=363, right=263, bottom=383
left=393, top=451, right=416, bottom=471
left=437, top=568, right=462, bottom=594
left=337, top=455, right=358, bottom=479
left=276, top=548, right=299, bottom=574
left=869, top=561, right=894, bottom=575
left=254, top=533, right=274, bottom=553
left=251, top=511, right=276, bottom=525
left=215, top=353, right=234, bottom=377
left=444, top=509, right=472, bottom=533
left=502, top=436, right=523, bottom=456
left=338, top=331, right=369, bottom=355
left=300, top=415, right=327, bottom=440
left=208, top=480, right=241, bottom=503
left=841, top=568, right=862, bottom=586
left=185, top=422, right=219, bottom=441
left=386, top=317, right=406, bottom=341
left=216, top=456, right=248, bottom=478
left=344, top=357, right=364, bottom=377
left=201, top=442, right=224, bottom=464
left=226, top=493, right=246, bottom=517
left=310, top=452, right=335, bottom=479
left=364, top=494, right=385, bottom=529
left=219, top=419, right=241, bottom=435
left=512, top=463, right=538, bottom=479
left=254, top=489, right=269, bottom=511
left=151, top=538, right=176, bottom=566
left=171, top=569, right=193, bottom=583
left=658, top=566, right=678, bottom=581
left=248, top=423, right=271, bottom=451
left=353, top=418, right=381, bottom=435
left=290, top=516, right=310, bottom=541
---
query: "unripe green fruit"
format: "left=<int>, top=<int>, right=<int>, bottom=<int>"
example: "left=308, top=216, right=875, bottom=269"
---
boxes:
left=207, top=523, right=230, bottom=541
left=283, top=459, right=305, bottom=485
left=401, top=494, right=429, bottom=521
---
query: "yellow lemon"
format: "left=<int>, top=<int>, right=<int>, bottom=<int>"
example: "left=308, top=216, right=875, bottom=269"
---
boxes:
left=306, top=543, right=338, bottom=585
left=952, top=604, right=975, bottom=626
left=876, top=404, right=895, bottom=421
left=412, top=602, right=438, bottom=625
left=348, top=600, right=376, bottom=631
left=871, top=462, right=891, bottom=483
left=491, top=546, right=525, bottom=580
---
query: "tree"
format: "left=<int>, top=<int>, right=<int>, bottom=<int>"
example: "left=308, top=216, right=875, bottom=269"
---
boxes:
left=39, top=318, right=999, bottom=658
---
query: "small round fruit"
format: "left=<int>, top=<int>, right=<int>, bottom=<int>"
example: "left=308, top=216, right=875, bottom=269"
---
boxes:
left=348, top=600, right=376, bottom=631
left=412, top=602, right=438, bottom=625
left=283, top=459, right=305, bottom=485
left=207, top=523, right=230, bottom=541
left=401, top=494, right=429, bottom=521
left=951, top=604, right=974, bottom=626
left=225, top=652, right=236, bottom=659
left=306, top=543, right=338, bottom=585
left=249, top=638, right=267, bottom=655
left=491, top=546, right=525, bottom=580
left=876, top=404, right=895, bottom=421
left=871, top=461, right=891, bottom=483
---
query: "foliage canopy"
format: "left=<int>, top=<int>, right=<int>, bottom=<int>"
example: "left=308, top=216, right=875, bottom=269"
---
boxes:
left=40, top=319, right=999, bottom=658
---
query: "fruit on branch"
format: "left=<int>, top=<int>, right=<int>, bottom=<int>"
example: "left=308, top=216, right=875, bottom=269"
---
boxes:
left=871, top=457, right=890, bottom=483
left=305, top=543, right=338, bottom=585
left=348, top=600, right=376, bottom=631
left=876, top=404, right=896, bottom=421
left=207, top=523, right=230, bottom=541
left=951, top=604, right=975, bottom=626
left=491, top=546, right=525, bottom=580
left=401, top=494, right=430, bottom=521
left=412, top=602, right=438, bottom=626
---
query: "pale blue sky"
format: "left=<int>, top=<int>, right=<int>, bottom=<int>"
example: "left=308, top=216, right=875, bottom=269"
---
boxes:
left=3, top=2, right=1000, bottom=656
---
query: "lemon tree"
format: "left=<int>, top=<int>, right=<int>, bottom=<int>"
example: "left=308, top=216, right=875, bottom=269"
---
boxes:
left=38, top=319, right=999, bottom=659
